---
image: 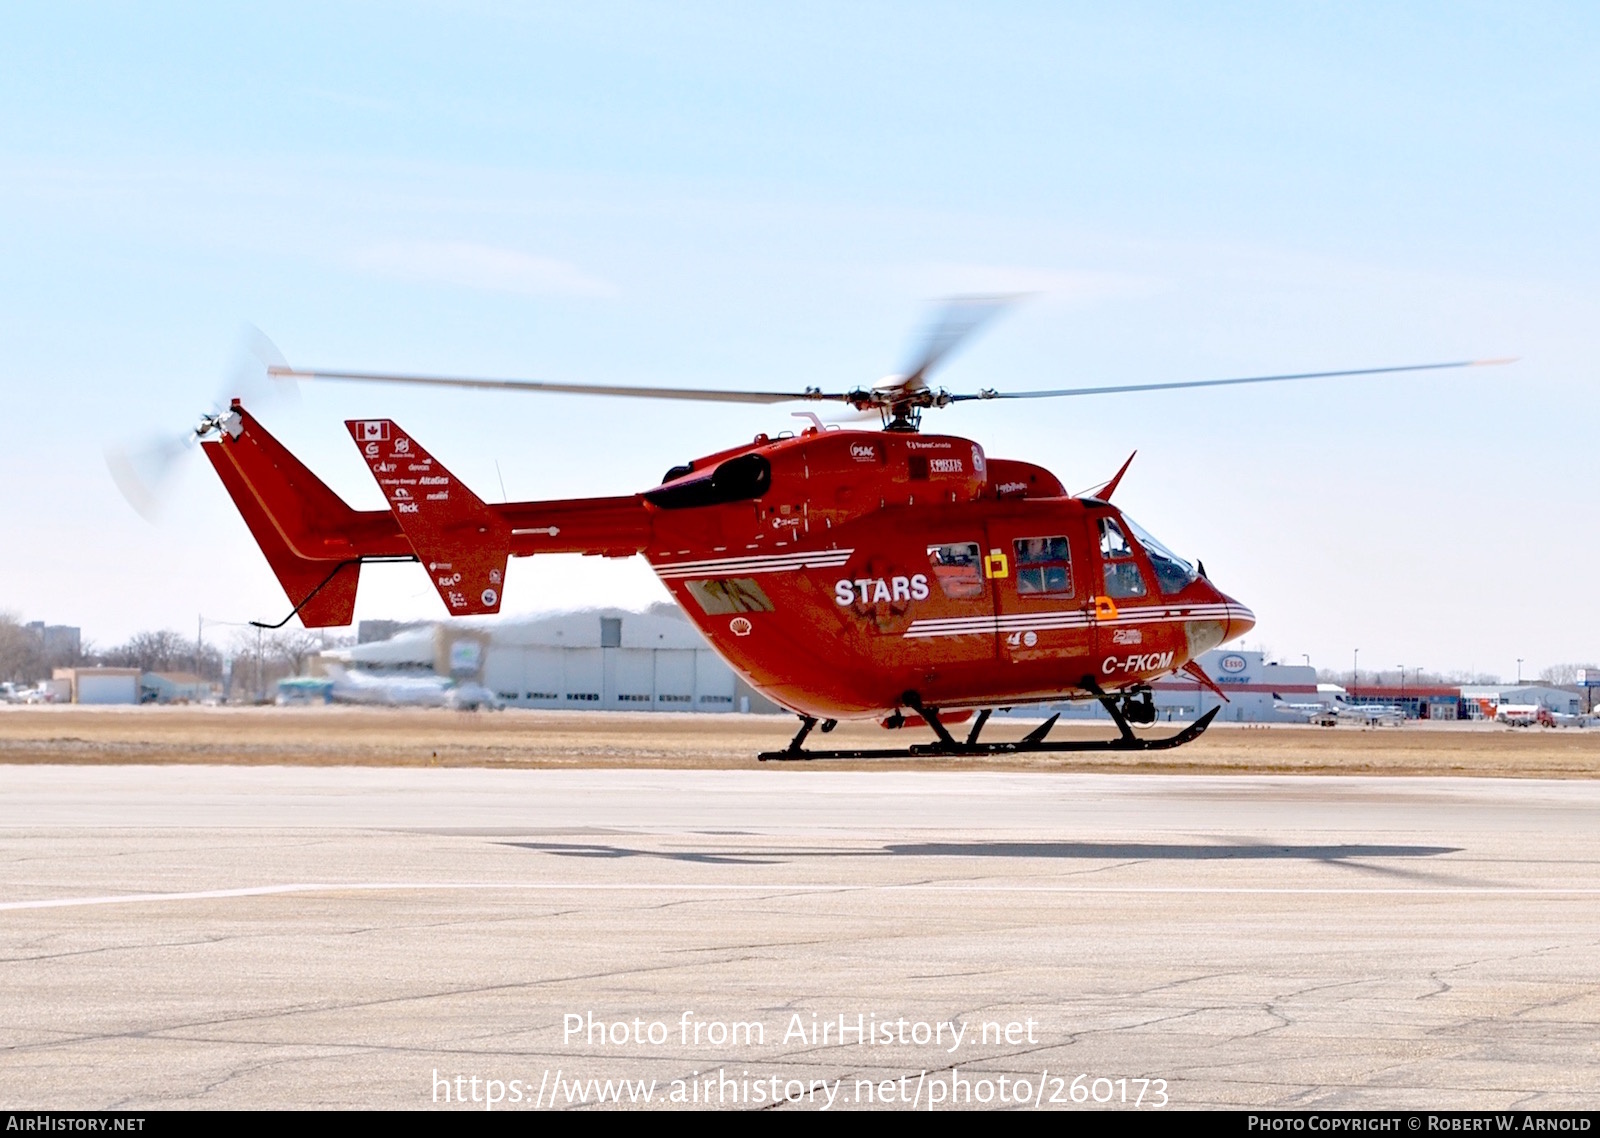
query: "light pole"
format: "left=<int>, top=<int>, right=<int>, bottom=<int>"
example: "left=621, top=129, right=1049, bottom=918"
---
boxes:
left=1397, top=665, right=1406, bottom=718
left=1517, top=658, right=1524, bottom=685
left=1353, top=648, right=1360, bottom=696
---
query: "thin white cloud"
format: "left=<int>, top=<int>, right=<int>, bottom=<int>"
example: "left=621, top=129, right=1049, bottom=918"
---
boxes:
left=353, top=240, right=617, bottom=297
left=905, top=262, right=1161, bottom=302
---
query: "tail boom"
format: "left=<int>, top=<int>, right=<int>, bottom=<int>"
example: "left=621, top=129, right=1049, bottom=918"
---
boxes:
left=206, top=405, right=653, bottom=626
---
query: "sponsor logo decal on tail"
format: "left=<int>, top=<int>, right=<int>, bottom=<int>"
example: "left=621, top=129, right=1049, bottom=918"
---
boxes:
left=345, top=419, right=510, bottom=615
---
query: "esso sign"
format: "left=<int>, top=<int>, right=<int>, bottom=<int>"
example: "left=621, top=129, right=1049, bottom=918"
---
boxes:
left=1220, top=654, right=1247, bottom=674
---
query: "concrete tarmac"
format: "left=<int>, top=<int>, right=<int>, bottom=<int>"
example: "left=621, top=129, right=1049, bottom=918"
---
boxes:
left=2, top=767, right=1598, bottom=1111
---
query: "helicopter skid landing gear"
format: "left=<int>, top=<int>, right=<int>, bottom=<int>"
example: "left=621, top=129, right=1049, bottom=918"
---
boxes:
left=758, top=688, right=1218, bottom=761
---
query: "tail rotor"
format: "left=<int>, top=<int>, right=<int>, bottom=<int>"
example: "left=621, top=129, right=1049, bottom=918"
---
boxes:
left=105, top=324, right=296, bottom=521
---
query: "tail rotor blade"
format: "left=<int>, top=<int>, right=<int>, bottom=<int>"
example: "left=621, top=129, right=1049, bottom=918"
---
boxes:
left=104, top=433, right=193, bottom=522
left=110, top=323, right=294, bottom=523
left=221, top=323, right=298, bottom=409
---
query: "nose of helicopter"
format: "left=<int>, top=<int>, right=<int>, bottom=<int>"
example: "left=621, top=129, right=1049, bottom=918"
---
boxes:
left=1222, top=595, right=1256, bottom=643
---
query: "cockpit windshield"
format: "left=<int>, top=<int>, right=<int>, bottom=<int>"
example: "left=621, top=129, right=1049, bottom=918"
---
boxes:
left=1121, top=515, right=1199, bottom=596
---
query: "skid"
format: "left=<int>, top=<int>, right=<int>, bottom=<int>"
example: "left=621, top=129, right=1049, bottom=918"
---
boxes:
left=758, top=707, right=1219, bottom=761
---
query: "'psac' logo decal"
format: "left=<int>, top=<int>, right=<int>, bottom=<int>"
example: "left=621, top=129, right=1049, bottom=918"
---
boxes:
left=1220, top=654, right=1247, bottom=674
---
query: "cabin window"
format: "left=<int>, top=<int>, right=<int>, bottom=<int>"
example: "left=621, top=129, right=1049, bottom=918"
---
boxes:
left=1097, top=518, right=1148, bottom=599
left=1013, top=536, right=1073, bottom=596
left=927, top=542, right=985, bottom=599
left=685, top=577, right=776, bottom=615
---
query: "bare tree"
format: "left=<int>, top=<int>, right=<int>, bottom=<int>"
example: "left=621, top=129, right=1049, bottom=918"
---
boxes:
left=102, top=630, right=193, bottom=673
left=1317, top=666, right=1503, bottom=686
left=193, top=643, right=226, bottom=682
left=1539, top=663, right=1598, bottom=687
left=0, top=614, right=43, bottom=683
left=225, top=628, right=323, bottom=702
left=83, top=627, right=224, bottom=681
left=269, top=629, right=325, bottom=678
left=227, top=629, right=267, bottom=703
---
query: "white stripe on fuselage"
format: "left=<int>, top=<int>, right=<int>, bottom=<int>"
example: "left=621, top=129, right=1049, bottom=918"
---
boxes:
left=903, top=603, right=1252, bottom=639
left=653, top=547, right=854, bottom=580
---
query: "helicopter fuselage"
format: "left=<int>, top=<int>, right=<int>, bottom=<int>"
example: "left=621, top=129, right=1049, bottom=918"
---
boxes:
left=640, top=427, right=1253, bottom=717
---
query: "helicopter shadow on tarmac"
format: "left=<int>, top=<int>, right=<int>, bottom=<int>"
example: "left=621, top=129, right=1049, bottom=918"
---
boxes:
left=501, top=840, right=1462, bottom=868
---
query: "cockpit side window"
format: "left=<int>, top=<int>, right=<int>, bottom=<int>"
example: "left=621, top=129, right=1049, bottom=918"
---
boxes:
left=1097, top=517, right=1148, bottom=599
left=1013, top=536, right=1073, bottom=596
left=927, top=542, right=985, bottom=599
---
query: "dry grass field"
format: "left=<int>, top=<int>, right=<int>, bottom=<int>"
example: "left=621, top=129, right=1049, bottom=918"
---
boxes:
left=3, top=704, right=1599, bottom=776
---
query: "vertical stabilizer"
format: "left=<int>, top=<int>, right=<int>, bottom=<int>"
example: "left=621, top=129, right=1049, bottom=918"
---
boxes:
left=203, top=440, right=362, bottom=627
left=346, top=419, right=511, bottom=615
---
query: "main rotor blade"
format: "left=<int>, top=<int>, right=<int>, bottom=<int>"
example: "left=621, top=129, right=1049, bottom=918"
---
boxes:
left=269, top=367, right=853, bottom=406
left=947, top=358, right=1517, bottom=402
left=900, top=294, right=1024, bottom=391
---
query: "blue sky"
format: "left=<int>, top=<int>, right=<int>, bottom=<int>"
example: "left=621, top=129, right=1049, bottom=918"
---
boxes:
left=2, top=3, right=1595, bottom=678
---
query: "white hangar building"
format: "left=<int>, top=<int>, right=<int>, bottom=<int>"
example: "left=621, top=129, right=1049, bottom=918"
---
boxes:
left=332, top=608, right=780, bottom=714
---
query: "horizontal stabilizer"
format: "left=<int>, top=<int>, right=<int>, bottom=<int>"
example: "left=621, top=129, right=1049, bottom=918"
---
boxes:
left=346, top=419, right=510, bottom=615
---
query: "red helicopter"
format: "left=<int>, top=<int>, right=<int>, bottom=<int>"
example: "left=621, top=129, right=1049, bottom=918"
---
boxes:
left=173, top=300, right=1506, bottom=760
